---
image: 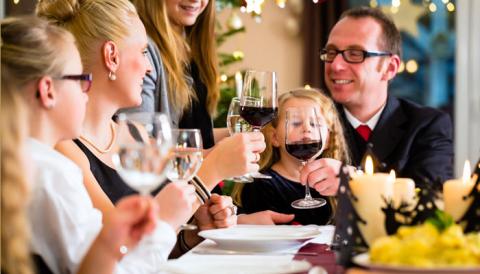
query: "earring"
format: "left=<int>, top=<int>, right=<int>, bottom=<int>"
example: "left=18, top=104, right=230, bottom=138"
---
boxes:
left=108, top=71, right=117, bottom=81
left=46, top=102, right=55, bottom=109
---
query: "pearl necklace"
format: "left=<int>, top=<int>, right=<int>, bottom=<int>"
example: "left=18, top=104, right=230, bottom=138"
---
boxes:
left=79, top=122, right=116, bottom=154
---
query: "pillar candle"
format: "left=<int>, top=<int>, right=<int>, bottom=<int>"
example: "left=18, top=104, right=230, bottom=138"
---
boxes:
left=349, top=156, right=394, bottom=245
left=444, top=160, right=474, bottom=222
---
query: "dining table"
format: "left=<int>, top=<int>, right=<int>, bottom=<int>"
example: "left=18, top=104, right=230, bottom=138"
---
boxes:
left=163, top=225, right=388, bottom=274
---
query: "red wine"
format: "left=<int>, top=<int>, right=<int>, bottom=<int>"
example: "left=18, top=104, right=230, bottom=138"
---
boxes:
left=240, top=106, right=278, bottom=127
left=286, top=140, right=322, bottom=161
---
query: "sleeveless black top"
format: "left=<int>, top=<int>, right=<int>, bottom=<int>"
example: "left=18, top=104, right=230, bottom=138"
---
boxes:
left=73, top=139, right=137, bottom=204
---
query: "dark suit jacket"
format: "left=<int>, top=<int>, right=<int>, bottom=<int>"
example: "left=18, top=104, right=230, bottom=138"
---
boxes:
left=339, top=95, right=454, bottom=186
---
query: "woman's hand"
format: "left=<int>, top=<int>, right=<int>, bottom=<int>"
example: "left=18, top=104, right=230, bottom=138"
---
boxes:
left=198, top=132, right=266, bottom=189
left=154, top=181, right=197, bottom=230
left=299, top=158, right=342, bottom=196
left=194, top=194, right=237, bottom=230
left=100, top=195, right=158, bottom=259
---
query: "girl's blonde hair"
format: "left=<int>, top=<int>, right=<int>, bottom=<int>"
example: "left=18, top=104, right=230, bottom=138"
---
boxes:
left=1, top=16, right=74, bottom=89
left=232, top=88, right=350, bottom=221
left=36, top=0, right=138, bottom=72
left=1, top=68, right=32, bottom=274
left=132, top=0, right=220, bottom=116
left=1, top=16, right=75, bottom=273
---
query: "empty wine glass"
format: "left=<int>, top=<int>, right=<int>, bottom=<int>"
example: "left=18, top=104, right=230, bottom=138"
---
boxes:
left=226, top=97, right=253, bottom=183
left=239, top=70, right=278, bottom=179
left=112, top=112, right=172, bottom=196
left=285, top=107, right=327, bottom=209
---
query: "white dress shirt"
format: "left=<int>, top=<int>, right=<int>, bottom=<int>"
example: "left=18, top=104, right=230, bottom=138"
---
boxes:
left=343, top=104, right=386, bottom=131
left=27, top=138, right=176, bottom=274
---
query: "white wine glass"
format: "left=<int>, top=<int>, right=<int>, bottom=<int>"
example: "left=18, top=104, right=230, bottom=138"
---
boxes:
left=226, top=97, right=254, bottom=183
left=239, top=70, right=278, bottom=179
left=285, top=107, right=327, bottom=209
left=112, top=112, right=172, bottom=196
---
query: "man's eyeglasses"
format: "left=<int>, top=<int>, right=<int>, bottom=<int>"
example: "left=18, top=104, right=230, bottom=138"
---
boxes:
left=319, top=49, right=392, bottom=64
left=56, top=73, right=93, bottom=93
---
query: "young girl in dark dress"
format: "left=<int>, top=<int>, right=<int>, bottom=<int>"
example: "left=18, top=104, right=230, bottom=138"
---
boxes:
left=233, top=88, right=351, bottom=225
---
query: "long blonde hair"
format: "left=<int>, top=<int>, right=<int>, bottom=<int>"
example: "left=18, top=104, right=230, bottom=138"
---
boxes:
left=232, top=88, right=350, bottom=217
left=1, top=64, right=32, bottom=274
left=1, top=16, right=76, bottom=274
left=132, top=0, right=220, bottom=116
left=36, top=0, right=138, bottom=72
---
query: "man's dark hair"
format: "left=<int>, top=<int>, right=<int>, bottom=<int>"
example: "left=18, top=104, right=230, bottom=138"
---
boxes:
left=340, top=7, right=402, bottom=58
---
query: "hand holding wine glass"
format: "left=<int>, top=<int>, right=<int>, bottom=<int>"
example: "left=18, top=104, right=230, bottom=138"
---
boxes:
left=239, top=70, right=278, bottom=179
left=285, top=107, right=327, bottom=209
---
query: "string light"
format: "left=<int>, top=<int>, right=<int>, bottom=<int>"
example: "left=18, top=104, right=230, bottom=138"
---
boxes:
left=406, top=60, right=418, bottom=74
left=13, top=0, right=20, bottom=4
left=398, top=61, right=405, bottom=73
left=428, top=2, right=437, bottom=12
left=220, top=74, right=228, bottom=82
left=446, top=2, right=455, bottom=12
left=370, top=0, right=378, bottom=8
left=391, top=0, right=401, bottom=8
left=441, top=0, right=449, bottom=4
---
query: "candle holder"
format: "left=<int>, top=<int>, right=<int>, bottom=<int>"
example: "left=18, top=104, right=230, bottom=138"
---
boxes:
left=333, top=163, right=368, bottom=266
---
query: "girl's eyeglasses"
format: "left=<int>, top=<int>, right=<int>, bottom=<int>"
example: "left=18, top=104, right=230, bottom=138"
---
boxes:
left=56, top=73, right=93, bottom=93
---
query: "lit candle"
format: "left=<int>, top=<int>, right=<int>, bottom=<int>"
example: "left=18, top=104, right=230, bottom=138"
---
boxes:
left=349, top=156, right=394, bottom=245
left=235, top=71, right=242, bottom=98
left=443, top=160, right=474, bottom=221
left=390, top=170, right=416, bottom=208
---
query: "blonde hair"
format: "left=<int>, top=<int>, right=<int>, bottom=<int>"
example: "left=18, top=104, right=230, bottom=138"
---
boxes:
left=1, top=69, right=33, bottom=274
left=132, top=0, right=220, bottom=116
left=36, top=0, right=138, bottom=72
left=232, top=88, right=350, bottom=220
left=1, top=16, right=74, bottom=89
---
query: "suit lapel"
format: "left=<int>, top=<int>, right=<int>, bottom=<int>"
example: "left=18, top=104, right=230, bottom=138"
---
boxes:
left=369, top=95, right=407, bottom=166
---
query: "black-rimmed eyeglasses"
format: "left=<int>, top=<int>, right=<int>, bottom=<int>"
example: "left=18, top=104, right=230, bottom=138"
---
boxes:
left=319, top=49, right=392, bottom=64
left=56, top=73, right=93, bottom=93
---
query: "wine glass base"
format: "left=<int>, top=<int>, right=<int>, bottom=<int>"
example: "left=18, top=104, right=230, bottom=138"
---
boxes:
left=291, top=198, right=326, bottom=209
left=230, top=175, right=254, bottom=183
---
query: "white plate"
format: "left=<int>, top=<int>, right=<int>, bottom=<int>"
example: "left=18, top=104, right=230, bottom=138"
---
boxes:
left=198, top=225, right=322, bottom=252
left=353, top=253, right=480, bottom=273
left=162, top=258, right=311, bottom=274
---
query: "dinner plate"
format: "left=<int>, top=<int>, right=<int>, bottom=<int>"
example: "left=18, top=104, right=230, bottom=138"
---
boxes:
left=353, top=253, right=480, bottom=273
left=198, top=225, right=322, bottom=252
left=161, top=258, right=312, bottom=274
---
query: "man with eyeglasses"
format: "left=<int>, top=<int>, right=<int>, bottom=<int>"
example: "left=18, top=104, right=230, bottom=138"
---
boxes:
left=301, top=7, right=453, bottom=192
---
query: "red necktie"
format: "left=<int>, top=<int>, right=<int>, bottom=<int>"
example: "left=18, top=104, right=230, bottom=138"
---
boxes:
left=356, top=125, right=372, bottom=142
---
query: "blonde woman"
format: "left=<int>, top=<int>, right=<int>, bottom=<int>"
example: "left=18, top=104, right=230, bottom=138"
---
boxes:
left=232, top=88, right=351, bottom=225
left=1, top=16, right=174, bottom=274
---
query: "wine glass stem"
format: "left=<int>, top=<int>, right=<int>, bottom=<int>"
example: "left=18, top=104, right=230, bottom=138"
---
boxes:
left=252, top=126, right=262, bottom=132
left=302, top=161, right=314, bottom=201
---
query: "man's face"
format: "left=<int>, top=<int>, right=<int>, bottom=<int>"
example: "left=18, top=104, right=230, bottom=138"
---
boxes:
left=324, top=16, right=393, bottom=108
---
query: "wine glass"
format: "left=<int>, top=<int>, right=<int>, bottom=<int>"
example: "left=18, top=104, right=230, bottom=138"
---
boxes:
left=112, top=112, right=173, bottom=196
left=239, top=70, right=278, bottom=179
left=226, top=97, right=253, bottom=183
left=285, top=107, right=327, bottom=209
left=166, top=129, right=203, bottom=186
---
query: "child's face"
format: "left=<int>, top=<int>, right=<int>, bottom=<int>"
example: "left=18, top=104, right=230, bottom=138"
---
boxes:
left=270, top=97, right=329, bottom=152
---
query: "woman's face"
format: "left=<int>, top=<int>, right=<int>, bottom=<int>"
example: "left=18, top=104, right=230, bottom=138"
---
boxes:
left=53, top=41, right=89, bottom=140
left=271, top=97, right=329, bottom=157
left=166, top=0, right=209, bottom=28
left=114, top=16, right=152, bottom=108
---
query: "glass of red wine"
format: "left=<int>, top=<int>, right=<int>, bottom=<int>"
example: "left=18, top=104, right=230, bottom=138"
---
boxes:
left=240, top=70, right=278, bottom=179
left=285, top=106, right=327, bottom=209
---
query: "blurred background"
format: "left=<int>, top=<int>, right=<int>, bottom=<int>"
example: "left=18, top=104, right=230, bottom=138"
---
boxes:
left=2, top=0, right=478, bottom=176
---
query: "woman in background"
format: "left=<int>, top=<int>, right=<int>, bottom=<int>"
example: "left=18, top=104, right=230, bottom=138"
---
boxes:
left=232, top=88, right=351, bottom=225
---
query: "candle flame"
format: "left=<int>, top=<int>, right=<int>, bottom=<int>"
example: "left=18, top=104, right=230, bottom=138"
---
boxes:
left=365, top=155, right=373, bottom=175
left=389, top=170, right=396, bottom=183
left=462, top=160, right=471, bottom=183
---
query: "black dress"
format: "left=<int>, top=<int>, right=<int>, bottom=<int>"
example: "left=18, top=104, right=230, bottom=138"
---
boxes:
left=241, top=169, right=333, bottom=225
left=73, top=139, right=137, bottom=204
left=179, top=62, right=215, bottom=150
left=179, top=62, right=222, bottom=194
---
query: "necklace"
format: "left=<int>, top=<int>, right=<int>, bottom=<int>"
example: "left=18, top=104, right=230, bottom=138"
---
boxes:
left=79, top=121, right=116, bottom=154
